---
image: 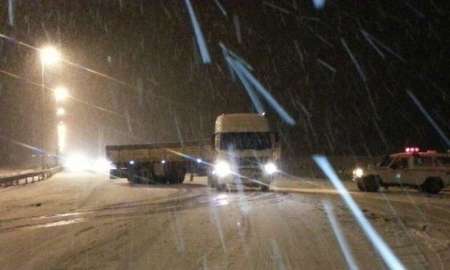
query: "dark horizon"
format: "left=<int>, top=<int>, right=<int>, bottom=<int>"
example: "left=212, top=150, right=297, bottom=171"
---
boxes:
left=0, top=0, right=448, bottom=166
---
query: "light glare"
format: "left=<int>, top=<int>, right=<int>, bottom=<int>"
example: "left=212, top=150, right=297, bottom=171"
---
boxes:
left=54, top=86, right=69, bottom=102
left=93, top=158, right=114, bottom=173
left=215, top=160, right=231, bottom=177
left=64, top=153, right=90, bottom=172
left=56, top=107, right=65, bottom=116
left=352, top=167, right=364, bottom=178
left=40, top=46, right=61, bottom=65
left=264, top=162, right=278, bottom=174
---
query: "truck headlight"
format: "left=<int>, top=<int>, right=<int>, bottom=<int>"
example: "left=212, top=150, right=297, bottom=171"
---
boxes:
left=214, top=160, right=231, bottom=177
left=264, top=162, right=278, bottom=175
left=352, top=167, right=364, bottom=178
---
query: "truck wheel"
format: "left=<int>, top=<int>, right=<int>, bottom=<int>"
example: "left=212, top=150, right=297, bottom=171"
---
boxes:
left=358, top=176, right=380, bottom=192
left=421, top=178, right=443, bottom=194
left=260, top=185, right=270, bottom=192
left=165, top=164, right=186, bottom=184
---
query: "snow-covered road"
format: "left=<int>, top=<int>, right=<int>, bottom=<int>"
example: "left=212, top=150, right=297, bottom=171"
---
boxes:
left=0, top=172, right=449, bottom=269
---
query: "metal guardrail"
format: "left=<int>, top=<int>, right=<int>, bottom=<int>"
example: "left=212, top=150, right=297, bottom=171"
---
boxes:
left=0, top=167, right=62, bottom=187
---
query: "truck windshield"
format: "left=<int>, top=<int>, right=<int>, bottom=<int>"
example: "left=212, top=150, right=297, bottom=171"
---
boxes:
left=220, top=132, right=272, bottom=150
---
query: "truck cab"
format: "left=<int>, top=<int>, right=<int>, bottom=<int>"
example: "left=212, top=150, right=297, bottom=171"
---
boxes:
left=208, top=113, right=280, bottom=191
left=353, top=148, right=450, bottom=194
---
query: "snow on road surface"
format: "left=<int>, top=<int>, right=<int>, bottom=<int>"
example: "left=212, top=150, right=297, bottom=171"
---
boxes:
left=0, top=172, right=449, bottom=269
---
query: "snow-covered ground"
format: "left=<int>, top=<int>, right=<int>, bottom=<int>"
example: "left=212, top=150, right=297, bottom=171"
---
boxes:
left=0, top=172, right=449, bottom=269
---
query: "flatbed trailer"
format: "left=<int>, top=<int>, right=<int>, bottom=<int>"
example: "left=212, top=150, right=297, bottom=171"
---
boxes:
left=106, top=141, right=212, bottom=184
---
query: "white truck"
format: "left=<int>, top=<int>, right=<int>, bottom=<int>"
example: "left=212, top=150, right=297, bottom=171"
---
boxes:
left=106, top=113, right=280, bottom=191
left=208, top=113, right=281, bottom=191
left=352, top=148, right=450, bottom=194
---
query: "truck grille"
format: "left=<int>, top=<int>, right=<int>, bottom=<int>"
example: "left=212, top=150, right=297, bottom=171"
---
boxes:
left=236, top=157, right=267, bottom=167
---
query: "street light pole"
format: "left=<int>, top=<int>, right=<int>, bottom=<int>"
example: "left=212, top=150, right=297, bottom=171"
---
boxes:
left=39, top=45, right=61, bottom=168
left=40, top=61, right=46, bottom=169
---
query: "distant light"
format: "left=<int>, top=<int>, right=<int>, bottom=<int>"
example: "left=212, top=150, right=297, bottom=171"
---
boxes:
left=93, top=158, right=114, bottom=173
left=39, top=46, right=61, bottom=66
left=56, top=107, right=65, bottom=116
left=161, top=160, right=166, bottom=164
left=64, top=153, right=89, bottom=172
left=54, top=86, right=69, bottom=102
left=196, top=158, right=202, bottom=163
left=129, top=160, right=135, bottom=165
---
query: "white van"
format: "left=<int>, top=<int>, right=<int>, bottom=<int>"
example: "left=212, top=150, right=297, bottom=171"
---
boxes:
left=353, top=149, right=450, bottom=194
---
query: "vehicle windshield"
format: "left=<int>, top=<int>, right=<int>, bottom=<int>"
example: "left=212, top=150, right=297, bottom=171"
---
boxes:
left=219, top=132, right=272, bottom=150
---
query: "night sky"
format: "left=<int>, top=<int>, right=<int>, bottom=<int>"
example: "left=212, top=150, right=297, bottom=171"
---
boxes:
left=0, top=0, right=448, bottom=165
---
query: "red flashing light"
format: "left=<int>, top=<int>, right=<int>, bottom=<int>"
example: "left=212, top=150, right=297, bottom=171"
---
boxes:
left=405, top=147, right=419, bottom=153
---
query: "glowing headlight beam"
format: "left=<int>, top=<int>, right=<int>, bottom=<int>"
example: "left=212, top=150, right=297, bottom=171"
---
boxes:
left=215, top=160, right=232, bottom=178
left=264, top=162, right=278, bottom=175
left=39, top=46, right=61, bottom=66
left=313, top=155, right=405, bottom=270
left=164, top=148, right=269, bottom=187
left=63, top=153, right=90, bottom=172
left=184, top=0, right=211, bottom=64
left=352, top=167, right=364, bottom=178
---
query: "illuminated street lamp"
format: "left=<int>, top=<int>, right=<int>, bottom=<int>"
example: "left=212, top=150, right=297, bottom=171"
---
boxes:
left=56, top=107, right=65, bottom=116
left=39, top=46, right=61, bottom=66
left=54, top=86, right=69, bottom=102
left=38, top=45, right=62, bottom=168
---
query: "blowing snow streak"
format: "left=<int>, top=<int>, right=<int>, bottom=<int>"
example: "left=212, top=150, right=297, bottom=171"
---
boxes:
left=184, top=0, right=211, bottom=64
